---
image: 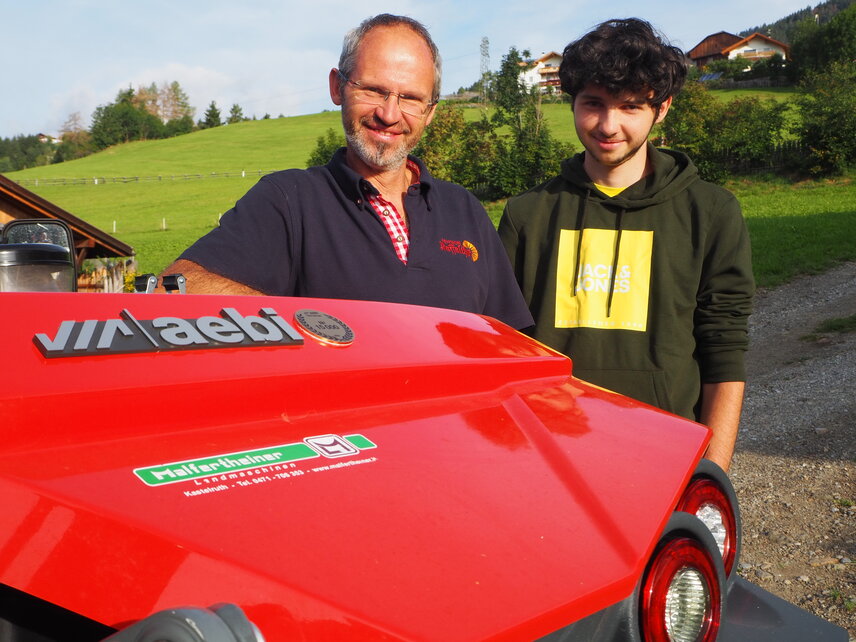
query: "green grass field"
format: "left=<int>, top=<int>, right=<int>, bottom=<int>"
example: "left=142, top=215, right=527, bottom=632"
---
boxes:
left=5, top=101, right=855, bottom=287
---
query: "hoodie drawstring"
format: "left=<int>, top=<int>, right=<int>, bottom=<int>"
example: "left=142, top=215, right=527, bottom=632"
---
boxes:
left=606, top=209, right=625, bottom=318
left=571, top=189, right=589, bottom=295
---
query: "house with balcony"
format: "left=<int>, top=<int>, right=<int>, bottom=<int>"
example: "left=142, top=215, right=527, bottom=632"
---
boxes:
left=518, top=52, right=563, bottom=93
left=687, top=32, right=789, bottom=69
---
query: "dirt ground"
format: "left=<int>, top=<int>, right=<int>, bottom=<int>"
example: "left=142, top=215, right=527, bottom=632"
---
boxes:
left=729, top=261, right=855, bottom=637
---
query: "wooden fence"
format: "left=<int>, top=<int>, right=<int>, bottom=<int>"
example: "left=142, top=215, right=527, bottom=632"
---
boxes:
left=13, top=169, right=278, bottom=188
left=705, top=140, right=807, bottom=174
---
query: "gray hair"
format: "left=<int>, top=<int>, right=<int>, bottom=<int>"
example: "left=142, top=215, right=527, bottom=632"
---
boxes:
left=338, top=14, right=442, bottom=102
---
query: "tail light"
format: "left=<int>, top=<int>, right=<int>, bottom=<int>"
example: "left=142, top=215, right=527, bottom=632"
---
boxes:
left=641, top=535, right=721, bottom=641
left=640, top=513, right=725, bottom=642
left=675, top=460, right=741, bottom=578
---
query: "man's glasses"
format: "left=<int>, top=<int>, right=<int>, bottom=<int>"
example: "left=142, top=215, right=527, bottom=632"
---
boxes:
left=338, top=71, right=436, bottom=117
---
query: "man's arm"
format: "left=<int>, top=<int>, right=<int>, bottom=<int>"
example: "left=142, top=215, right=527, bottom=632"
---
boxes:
left=159, top=259, right=264, bottom=295
left=699, top=381, right=745, bottom=472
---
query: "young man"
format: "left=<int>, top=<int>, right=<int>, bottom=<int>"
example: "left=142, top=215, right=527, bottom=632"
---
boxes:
left=499, top=18, right=754, bottom=470
left=162, top=14, right=532, bottom=331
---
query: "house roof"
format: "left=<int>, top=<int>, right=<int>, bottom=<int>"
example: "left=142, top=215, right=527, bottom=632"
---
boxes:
left=520, top=51, right=563, bottom=67
left=533, top=51, right=562, bottom=63
left=721, top=32, right=790, bottom=57
left=687, top=32, right=742, bottom=60
left=0, top=173, right=134, bottom=260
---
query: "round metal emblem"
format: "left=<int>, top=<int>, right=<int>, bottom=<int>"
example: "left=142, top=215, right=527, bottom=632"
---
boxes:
left=293, top=309, right=354, bottom=346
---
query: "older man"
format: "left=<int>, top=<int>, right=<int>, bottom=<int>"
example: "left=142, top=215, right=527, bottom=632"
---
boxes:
left=163, top=14, right=533, bottom=330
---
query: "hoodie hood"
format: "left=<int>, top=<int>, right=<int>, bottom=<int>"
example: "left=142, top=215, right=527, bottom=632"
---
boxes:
left=560, top=143, right=700, bottom=210
left=561, top=144, right=700, bottom=316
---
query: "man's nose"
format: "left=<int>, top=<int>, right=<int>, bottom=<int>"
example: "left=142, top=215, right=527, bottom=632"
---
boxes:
left=374, top=94, right=403, bottom=123
left=599, top=109, right=620, bottom=136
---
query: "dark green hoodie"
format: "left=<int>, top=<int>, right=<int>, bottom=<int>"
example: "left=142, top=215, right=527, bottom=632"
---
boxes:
left=499, top=145, right=754, bottom=420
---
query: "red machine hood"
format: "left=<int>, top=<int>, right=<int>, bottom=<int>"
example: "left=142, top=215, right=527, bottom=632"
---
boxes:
left=0, top=293, right=709, bottom=640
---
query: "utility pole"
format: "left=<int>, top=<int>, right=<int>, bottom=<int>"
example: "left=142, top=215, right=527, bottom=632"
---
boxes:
left=480, top=36, right=490, bottom=105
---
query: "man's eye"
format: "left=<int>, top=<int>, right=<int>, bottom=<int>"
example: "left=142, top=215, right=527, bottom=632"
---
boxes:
left=365, top=87, right=388, bottom=98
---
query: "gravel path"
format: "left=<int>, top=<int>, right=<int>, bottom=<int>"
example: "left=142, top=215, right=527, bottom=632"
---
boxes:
left=730, top=261, right=856, bottom=637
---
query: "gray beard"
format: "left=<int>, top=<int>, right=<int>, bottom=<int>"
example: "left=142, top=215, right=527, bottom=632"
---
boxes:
left=344, top=130, right=410, bottom=171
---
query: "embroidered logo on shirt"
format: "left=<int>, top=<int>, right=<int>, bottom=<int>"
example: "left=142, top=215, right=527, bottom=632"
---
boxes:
left=440, top=239, right=479, bottom=262
left=555, top=229, right=653, bottom=331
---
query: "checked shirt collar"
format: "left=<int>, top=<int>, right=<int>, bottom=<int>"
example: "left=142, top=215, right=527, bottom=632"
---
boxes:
left=363, top=159, right=421, bottom=264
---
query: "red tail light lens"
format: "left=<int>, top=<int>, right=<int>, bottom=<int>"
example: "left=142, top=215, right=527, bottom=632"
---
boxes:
left=641, top=535, right=722, bottom=642
left=676, top=478, right=737, bottom=576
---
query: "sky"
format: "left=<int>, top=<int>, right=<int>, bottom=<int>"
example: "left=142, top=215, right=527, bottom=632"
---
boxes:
left=2, top=0, right=812, bottom=139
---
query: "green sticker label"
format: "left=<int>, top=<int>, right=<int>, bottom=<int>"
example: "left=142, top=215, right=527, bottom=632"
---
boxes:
left=135, top=434, right=376, bottom=486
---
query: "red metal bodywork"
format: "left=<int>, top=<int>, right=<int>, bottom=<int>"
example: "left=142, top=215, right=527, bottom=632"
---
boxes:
left=0, top=292, right=709, bottom=640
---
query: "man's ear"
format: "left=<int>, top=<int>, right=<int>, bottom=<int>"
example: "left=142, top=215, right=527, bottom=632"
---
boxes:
left=655, top=95, right=673, bottom=124
left=424, top=102, right=438, bottom=127
left=329, top=69, right=343, bottom=106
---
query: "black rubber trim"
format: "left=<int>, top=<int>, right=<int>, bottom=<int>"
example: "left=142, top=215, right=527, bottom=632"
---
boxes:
left=0, top=583, right=114, bottom=642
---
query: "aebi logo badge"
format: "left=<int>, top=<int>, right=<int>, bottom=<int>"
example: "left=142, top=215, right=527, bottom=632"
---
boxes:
left=33, top=307, right=304, bottom=358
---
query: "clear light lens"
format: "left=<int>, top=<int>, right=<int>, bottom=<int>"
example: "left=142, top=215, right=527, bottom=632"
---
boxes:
left=676, top=477, right=738, bottom=576
left=696, top=502, right=727, bottom=557
left=665, top=566, right=711, bottom=642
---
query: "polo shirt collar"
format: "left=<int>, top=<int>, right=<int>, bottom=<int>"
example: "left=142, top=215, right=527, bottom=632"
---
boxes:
left=326, top=147, right=435, bottom=210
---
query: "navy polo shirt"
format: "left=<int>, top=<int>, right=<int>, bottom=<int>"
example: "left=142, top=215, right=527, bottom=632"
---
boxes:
left=181, top=149, right=533, bottom=330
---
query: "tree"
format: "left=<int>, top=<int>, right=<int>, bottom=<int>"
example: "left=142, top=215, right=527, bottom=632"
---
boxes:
left=661, top=81, right=726, bottom=181
left=789, top=4, right=856, bottom=80
left=53, top=112, right=94, bottom=162
left=792, top=61, right=856, bottom=175
left=133, top=82, right=160, bottom=118
left=704, top=57, right=752, bottom=80
left=199, top=101, right=222, bottom=129
left=490, top=101, right=573, bottom=197
left=413, top=104, right=500, bottom=192
left=716, top=97, right=788, bottom=168
left=664, top=80, right=791, bottom=180
left=227, top=104, right=245, bottom=124
left=60, top=111, right=86, bottom=134
left=164, top=114, right=195, bottom=137
left=492, top=47, right=530, bottom=125
left=90, top=87, right=165, bottom=149
left=0, top=134, right=54, bottom=171
left=747, top=53, right=787, bottom=82
left=160, top=81, right=195, bottom=122
left=306, top=128, right=346, bottom=167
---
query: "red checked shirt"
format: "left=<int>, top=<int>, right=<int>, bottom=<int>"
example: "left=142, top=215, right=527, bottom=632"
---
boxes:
left=364, top=160, right=420, bottom=264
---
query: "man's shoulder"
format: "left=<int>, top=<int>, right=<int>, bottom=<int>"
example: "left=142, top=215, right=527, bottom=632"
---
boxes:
left=261, top=165, right=330, bottom=186
left=505, top=174, right=579, bottom=215
left=680, top=175, right=741, bottom=215
left=426, top=176, right=480, bottom=202
left=418, top=173, right=486, bottom=217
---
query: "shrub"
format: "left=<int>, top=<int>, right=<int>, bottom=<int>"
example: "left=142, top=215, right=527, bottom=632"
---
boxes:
left=306, top=128, right=346, bottom=167
left=716, top=97, right=788, bottom=168
left=790, top=61, right=856, bottom=176
left=662, top=81, right=789, bottom=181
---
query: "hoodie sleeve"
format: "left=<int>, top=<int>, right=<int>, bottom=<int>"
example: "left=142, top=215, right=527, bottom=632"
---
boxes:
left=694, top=193, right=755, bottom=383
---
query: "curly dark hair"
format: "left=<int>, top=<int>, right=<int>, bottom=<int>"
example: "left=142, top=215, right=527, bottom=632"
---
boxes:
left=559, top=18, right=687, bottom=109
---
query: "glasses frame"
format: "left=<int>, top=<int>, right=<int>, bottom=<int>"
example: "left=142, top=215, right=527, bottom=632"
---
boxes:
left=338, top=71, right=437, bottom=117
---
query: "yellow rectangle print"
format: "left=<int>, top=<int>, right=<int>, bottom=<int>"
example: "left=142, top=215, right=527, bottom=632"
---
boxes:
left=555, top=229, right=653, bottom=331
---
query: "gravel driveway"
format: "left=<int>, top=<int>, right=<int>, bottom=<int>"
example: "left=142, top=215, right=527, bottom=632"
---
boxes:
left=730, top=261, right=856, bottom=637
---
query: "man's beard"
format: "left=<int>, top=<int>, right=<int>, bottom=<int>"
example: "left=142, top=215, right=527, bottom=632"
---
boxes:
left=343, top=115, right=414, bottom=171
left=593, top=137, right=648, bottom=168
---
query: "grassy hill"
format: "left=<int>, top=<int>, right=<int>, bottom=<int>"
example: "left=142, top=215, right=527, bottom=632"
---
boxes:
left=5, top=104, right=586, bottom=274
left=6, top=89, right=854, bottom=287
